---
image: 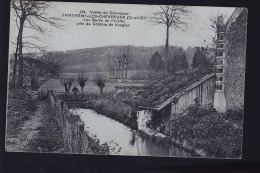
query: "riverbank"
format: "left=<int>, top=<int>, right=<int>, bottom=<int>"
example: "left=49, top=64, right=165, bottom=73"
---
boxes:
left=81, top=92, right=138, bottom=130
left=163, top=104, right=243, bottom=158
left=6, top=89, right=109, bottom=154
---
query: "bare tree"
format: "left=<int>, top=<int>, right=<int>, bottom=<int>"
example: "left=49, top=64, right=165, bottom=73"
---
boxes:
left=61, top=77, right=73, bottom=96
left=105, top=46, right=133, bottom=79
left=77, top=73, right=89, bottom=93
left=93, top=74, right=106, bottom=95
left=207, top=14, right=227, bottom=48
left=23, top=52, right=62, bottom=90
left=11, top=0, right=63, bottom=88
left=150, top=5, right=191, bottom=59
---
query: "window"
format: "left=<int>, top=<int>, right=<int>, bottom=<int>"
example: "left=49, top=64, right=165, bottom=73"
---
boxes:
left=216, top=84, right=223, bottom=90
left=217, top=59, right=224, bottom=65
left=218, top=35, right=224, bottom=40
left=217, top=68, right=224, bottom=73
left=217, top=76, right=223, bottom=81
left=217, top=43, right=224, bottom=48
left=217, top=51, right=223, bottom=56
left=217, top=25, right=225, bottom=33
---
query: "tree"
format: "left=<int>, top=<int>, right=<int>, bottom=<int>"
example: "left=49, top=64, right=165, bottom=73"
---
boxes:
left=148, top=52, right=165, bottom=72
left=61, top=77, right=73, bottom=96
left=180, top=53, right=189, bottom=70
left=11, top=0, right=63, bottom=88
left=192, top=47, right=211, bottom=69
left=23, top=52, right=62, bottom=90
left=150, top=5, right=191, bottom=58
left=77, top=73, right=88, bottom=93
left=93, top=74, right=106, bottom=95
left=207, top=14, right=227, bottom=48
left=105, top=46, right=133, bottom=79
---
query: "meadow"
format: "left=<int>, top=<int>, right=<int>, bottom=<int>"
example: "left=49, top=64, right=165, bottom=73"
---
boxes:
left=38, top=73, right=144, bottom=94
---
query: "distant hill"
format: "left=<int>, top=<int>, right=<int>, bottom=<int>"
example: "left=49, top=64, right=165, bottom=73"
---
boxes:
left=20, top=45, right=199, bottom=73
left=54, top=46, right=164, bottom=73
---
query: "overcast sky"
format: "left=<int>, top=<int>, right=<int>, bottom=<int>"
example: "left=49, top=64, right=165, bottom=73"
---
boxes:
left=9, top=2, right=235, bottom=53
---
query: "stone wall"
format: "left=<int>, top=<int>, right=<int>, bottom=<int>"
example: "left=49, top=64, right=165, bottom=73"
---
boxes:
left=225, top=8, right=247, bottom=110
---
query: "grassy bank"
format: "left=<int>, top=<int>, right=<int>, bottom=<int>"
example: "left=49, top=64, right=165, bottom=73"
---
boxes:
left=6, top=90, right=37, bottom=149
left=164, top=104, right=243, bottom=158
left=81, top=92, right=138, bottom=130
left=27, top=100, right=64, bottom=153
left=6, top=89, right=109, bottom=154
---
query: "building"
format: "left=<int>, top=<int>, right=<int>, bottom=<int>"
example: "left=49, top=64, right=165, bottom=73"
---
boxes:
left=137, top=8, right=247, bottom=125
left=214, top=8, right=247, bottom=112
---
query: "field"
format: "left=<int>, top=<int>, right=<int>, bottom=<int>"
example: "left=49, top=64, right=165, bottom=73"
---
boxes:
left=38, top=74, right=145, bottom=94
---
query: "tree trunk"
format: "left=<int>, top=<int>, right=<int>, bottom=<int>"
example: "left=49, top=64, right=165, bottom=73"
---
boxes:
left=165, top=25, right=170, bottom=58
left=81, top=87, right=84, bottom=93
left=17, top=18, right=25, bottom=88
left=100, top=86, right=104, bottom=95
left=12, top=40, right=19, bottom=89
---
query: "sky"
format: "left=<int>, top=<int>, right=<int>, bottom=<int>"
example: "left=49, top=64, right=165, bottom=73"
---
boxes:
left=9, top=2, right=235, bottom=53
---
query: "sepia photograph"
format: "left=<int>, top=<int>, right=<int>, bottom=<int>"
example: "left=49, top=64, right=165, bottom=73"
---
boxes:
left=5, top=0, right=247, bottom=159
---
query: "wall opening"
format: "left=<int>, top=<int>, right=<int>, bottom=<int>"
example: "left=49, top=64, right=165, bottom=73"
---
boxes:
left=216, top=83, right=223, bottom=90
left=217, top=76, right=224, bottom=81
left=217, top=43, right=224, bottom=48
left=217, top=68, right=224, bottom=73
left=217, top=51, right=223, bottom=57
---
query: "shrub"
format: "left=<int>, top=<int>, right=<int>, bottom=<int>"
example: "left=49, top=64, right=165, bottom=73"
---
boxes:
left=165, top=104, right=243, bottom=158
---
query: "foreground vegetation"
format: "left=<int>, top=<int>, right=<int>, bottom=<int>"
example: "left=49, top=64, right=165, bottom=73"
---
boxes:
left=6, top=89, right=37, bottom=151
left=81, top=91, right=138, bottom=130
left=163, top=104, right=243, bottom=158
left=6, top=89, right=109, bottom=154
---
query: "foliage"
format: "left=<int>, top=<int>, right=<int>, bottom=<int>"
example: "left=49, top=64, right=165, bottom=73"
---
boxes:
left=6, top=89, right=37, bottom=148
left=192, top=47, right=213, bottom=69
left=76, top=73, right=89, bottom=92
left=23, top=53, right=62, bottom=90
left=11, top=0, right=63, bottom=88
left=93, top=73, right=106, bottom=95
left=61, top=77, right=73, bottom=95
left=165, top=104, right=243, bottom=158
left=86, top=93, right=137, bottom=130
left=148, top=52, right=165, bottom=72
left=167, top=53, right=189, bottom=73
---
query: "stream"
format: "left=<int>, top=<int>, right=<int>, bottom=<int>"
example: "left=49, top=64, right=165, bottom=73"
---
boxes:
left=71, top=108, right=193, bottom=157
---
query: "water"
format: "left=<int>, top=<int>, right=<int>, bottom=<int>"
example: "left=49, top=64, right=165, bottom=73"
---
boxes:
left=71, top=108, right=193, bottom=157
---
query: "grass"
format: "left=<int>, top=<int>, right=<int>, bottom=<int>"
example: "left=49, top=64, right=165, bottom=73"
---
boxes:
left=38, top=77, right=144, bottom=94
left=79, top=91, right=138, bottom=130
left=6, top=89, right=37, bottom=139
left=27, top=101, right=64, bottom=153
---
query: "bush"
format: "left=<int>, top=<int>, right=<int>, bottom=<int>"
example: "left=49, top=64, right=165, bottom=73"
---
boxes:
left=89, top=96, right=138, bottom=130
left=165, top=104, right=243, bottom=158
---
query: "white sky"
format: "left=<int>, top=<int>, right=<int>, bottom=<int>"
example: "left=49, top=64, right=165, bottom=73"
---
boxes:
left=9, top=2, right=235, bottom=53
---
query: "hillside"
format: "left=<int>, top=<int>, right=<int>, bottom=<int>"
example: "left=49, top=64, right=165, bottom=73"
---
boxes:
left=45, top=46, right=197, bottom=73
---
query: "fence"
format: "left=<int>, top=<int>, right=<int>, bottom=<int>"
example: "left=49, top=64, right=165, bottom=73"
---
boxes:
left=49, top=94, right=93, bottom=154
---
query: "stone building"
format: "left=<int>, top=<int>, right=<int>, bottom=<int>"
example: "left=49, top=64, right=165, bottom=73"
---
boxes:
left=214, top=8, right=247, bottom=112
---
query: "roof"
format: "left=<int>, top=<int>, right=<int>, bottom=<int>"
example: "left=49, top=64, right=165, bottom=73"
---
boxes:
left=154, top=73, right=215, bottom=110
left=136, top=68, right=215, bottom=109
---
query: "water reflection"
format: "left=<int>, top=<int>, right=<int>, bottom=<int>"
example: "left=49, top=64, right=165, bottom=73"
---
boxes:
left=71, top=108, right=192, bottom=157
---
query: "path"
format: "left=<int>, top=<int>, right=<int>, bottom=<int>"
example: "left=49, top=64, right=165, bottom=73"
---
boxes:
left=6, top=101, right=47, bottom=152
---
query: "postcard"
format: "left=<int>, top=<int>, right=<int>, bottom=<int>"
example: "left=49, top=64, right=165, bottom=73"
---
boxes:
left=6, top=0, right=247, bottom=158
